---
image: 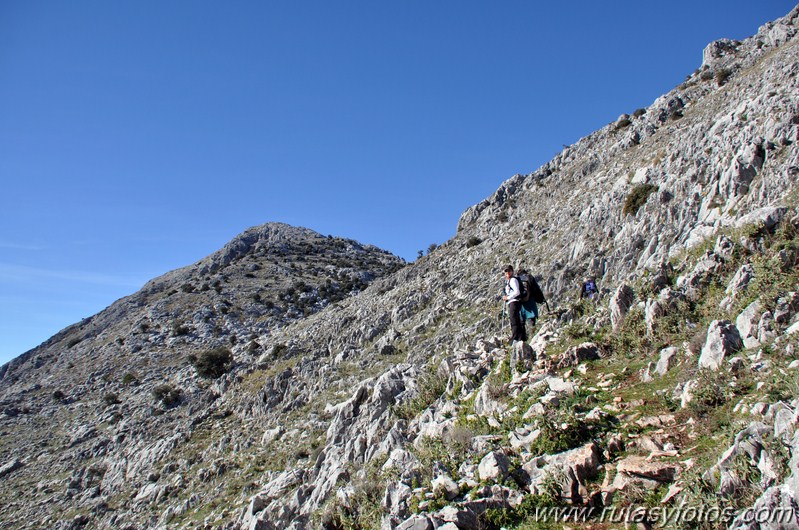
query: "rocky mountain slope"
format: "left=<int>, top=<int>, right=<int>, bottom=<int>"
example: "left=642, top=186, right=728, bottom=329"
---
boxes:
left=0, top=223, right=404, bottom=528
left=2, top=6, right=799, bottom=530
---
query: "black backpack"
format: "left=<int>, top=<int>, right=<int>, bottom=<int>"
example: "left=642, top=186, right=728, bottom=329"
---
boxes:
left=514, top=276, right=529, bottom=302
left=520, top=273, right=547, bottom=306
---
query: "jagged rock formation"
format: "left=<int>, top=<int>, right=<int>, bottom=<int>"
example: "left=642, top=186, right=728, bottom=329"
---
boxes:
left=1, top=6, right=799, bottom=530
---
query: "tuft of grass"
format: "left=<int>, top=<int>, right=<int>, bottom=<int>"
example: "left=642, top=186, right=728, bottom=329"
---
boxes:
left=393, top=366, right=447, bottom=421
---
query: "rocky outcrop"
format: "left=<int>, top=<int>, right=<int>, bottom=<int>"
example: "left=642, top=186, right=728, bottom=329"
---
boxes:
left=699, top=320, right=744, bottom=370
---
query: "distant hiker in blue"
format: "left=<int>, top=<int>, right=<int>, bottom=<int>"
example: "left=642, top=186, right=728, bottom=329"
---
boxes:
left=502, top=266, right=527, bottom=343
left=580, top=277, right=599, bottom=301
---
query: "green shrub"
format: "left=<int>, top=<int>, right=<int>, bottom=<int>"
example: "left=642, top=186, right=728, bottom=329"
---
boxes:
left=614, top=118, right=632, bottom=130
left=715, top=68, right=732, bottom=86
left=103, top=393, right=121, bottom=406
left=688, top=369, right=740, bottom=415
left=529, top=412, right=610, bottom=457
left=623, top=184, right=658, bottom=216
left=172, top=322, right=191, bottom=336
left=152, top=384, right=182, bottom=407
left=318, top=465, right=386, bottom=530
left=121, top=372, right=139, bottom=386
left=466, top=236, right=483, bottom=248
left=190, top=347, right=234, bottom=379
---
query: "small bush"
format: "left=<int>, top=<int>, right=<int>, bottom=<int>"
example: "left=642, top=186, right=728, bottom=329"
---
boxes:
left=715, top=68, right=732, bottom=86
left=688, top=369, right=742, bottom=415
left=103, top=393, right=121, bottom=406
left=152, top=384, right=182, bottom=407
left=614, top=118, right=632, bottom=131
left=623, top=184, right=658, bottom=216
left=466, top=236, right=483, bottom=248
left=171, top=322, right=191, bottom=336
left=52, top=390, right=66, bottom=402
left=121, top=372, right=139, bottom=386
left=190, top=347, right=234, bottom=379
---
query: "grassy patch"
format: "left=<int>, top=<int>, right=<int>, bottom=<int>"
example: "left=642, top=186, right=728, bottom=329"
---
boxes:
left=623, top=184, right=658, bottom=216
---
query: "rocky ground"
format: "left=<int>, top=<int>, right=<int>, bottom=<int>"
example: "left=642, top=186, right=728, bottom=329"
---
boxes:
left=1, top=5, right=798, bottom=530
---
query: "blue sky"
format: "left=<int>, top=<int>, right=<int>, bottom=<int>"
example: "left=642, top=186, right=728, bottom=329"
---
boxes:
left=1, top=1, right=796, bottom=364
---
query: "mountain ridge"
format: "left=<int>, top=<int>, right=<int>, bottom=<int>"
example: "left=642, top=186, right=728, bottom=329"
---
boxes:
left=1, top=6, right=799, bottom=530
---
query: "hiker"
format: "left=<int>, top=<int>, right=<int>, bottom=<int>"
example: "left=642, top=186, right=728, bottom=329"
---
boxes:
left=580, top=277, right=599, bottom=300
left=517, top=269, right=539, bottom=327
left=502, top=266, right=527, bottom=343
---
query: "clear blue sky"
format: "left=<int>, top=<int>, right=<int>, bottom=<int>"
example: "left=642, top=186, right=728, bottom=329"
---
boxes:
left=1, top=1, right=796, bottom=364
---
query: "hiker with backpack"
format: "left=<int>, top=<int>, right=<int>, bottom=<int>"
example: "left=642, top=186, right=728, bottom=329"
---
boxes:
left=502, top=266, right=527, bottom=343
left=580, top=277, right=599, bottom=301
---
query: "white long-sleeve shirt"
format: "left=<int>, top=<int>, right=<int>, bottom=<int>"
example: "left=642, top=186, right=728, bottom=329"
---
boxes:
left=504, top=277, right=521, bottom=303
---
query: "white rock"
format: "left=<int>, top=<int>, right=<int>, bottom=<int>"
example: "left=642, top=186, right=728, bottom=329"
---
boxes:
left=698, top=320, right=743, bottom=370
left=431, top=474, right=459, bottom=501
left=478, top=451, right=510, bottom=482
left=655, top=347, right=679, bottom=376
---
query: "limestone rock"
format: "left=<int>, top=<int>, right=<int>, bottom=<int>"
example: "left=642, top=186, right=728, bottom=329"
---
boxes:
left=510, top=341, right=534, bottom=374
left=520, top=443, right=601, bottom=504
left=396, top=515, right=433, bottom=530
left=698, top=320, right=743, bottom=370
left=611, top=456, right=679, bottom=491
left=0, top=459, right=23, bottom=479
left=655, top=347, right=679, bottom=376
left=431, top=475, right=459, bottom=501
left=478, top=451, right=510, bottom=482
left=737, top=301, right=763, bottom=349
left=556, top=342, right=600, bottom=369
left=610, top=284, right=636, bottom=330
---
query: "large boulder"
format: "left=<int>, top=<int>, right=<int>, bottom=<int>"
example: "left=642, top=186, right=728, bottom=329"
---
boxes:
left=609, top=456, right=680, bottom=494
left=556, top=342, right=600, bottom=369
left=519, top=443, right=602, bottom=504
left=510, top=340, right=534, bottom=374
left=698, top=320, right=743, bottom=370
left=478, top=451, right=511, bottom=482
left=655, top=347, right=679, bottom=376
left=610, top=284, right=636, bottom=330
left=736, top=301, right=763, bottom=349
left=676, top=251, right=724, bottom=301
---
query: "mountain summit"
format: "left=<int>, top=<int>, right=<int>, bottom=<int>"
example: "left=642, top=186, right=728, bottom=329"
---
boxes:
left=2, top=7, right=799, bottom=530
